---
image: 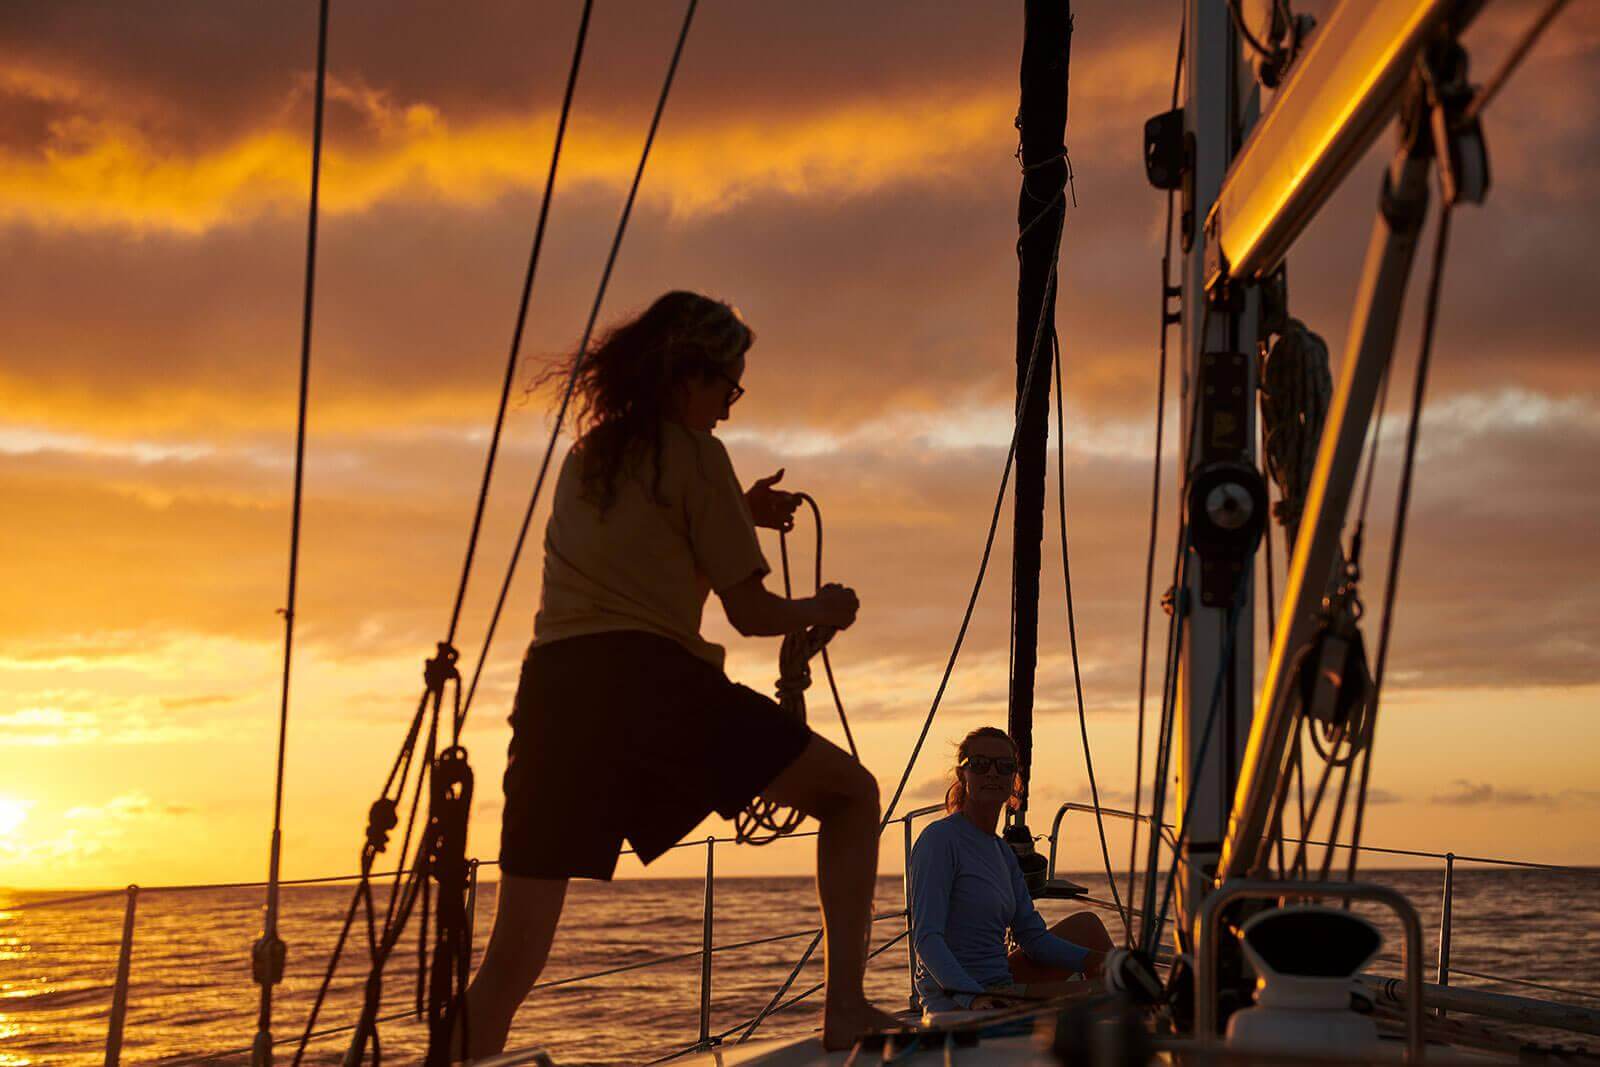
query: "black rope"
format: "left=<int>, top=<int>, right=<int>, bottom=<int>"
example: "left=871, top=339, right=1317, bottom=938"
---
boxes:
left=440, top=0, right=595, bottom=674
left=1135, top=292, right=1214, bottom=950
left=1348, top=355, right=1393, bottom=583
left=736, top=493, right=851, bottom=845
left=788, top=494, right=857, bottom=758
left=1052, top=327, right=1130, bottom=940
left=254, top=0, right=329, bottom=1053
left=880, top=194, right=1065, bottom=827
left=1226, top=0, right=1276, bottom=60
left=1347, top=205, right=1454, bottom=878
left=1126, top=8, right=1185, bottom=944
left=1136, top=529, right=1187, bottom=947
left=1144, top=593, right=1246, bottom=956
left=456, top=0, right=700, bottom=737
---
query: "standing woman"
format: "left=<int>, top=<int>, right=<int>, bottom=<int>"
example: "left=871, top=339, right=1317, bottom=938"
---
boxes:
left=908, top=727, right=1113, bottom=1011
left=464, top=291, right=897, bottom=1055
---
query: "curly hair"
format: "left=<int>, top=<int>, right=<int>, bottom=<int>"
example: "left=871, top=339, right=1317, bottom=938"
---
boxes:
left=944, top=726, right=1024, bottom=814
left=536, top=291, right=753, bottom=512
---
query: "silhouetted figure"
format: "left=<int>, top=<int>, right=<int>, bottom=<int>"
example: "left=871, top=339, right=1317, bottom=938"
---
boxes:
left=909, top=726, right=1112, bottom=1012
left=463, top=291, right=898, bottom=1056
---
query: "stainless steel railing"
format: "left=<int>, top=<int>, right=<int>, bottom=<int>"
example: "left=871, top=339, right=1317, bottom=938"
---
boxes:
left=3, top=803, right=1596, bottom=1064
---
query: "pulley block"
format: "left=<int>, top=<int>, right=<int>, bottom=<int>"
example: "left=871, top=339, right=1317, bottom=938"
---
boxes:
left=1297, top=617, right=1372, bottom=732
left=1187, top=461, right=1268, bottom=606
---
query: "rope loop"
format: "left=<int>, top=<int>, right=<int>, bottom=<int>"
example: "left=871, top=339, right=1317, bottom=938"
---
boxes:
left=736, top=497, right=849, bottom=847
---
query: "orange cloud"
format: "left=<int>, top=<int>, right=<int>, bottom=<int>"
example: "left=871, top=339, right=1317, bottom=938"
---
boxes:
left=0, top=78, right=1019, bottom=233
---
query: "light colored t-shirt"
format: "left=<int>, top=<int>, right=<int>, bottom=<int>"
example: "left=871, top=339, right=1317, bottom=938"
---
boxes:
left=533, top=421, right=768, bottom=669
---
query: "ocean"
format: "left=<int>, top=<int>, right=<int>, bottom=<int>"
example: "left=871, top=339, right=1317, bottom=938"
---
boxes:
left=3, top=866, right=1598, bottom=1065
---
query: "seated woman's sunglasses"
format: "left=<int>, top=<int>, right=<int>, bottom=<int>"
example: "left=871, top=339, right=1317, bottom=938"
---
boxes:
left=960, top=756, right=1018, bottom=776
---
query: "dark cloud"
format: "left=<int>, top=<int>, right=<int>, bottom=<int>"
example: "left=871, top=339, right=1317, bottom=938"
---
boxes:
left=0, top=1, right=1145, bottom=153
left=2, top=2, right=1597, bottom=437
left=1430, top=779, right=1551, bottom=806
left=1428, top=781, right=1600, bottom=808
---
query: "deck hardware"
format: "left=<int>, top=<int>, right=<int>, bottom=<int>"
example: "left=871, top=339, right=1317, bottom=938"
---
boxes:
left=1196, top=880, right=1424, bottom=1061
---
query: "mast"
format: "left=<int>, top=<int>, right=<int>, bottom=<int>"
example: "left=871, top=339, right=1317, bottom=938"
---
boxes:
left=1009, top=0, right=1071, bottom=843
left=1169, top=0, right=1262, bottom=940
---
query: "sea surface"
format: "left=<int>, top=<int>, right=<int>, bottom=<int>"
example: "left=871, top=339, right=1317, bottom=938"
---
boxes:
left=3, top=866, right=1598, bottom=1065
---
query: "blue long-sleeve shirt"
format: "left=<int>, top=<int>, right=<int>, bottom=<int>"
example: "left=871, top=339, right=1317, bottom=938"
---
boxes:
left=909, top=812, right=1090, bottom=1011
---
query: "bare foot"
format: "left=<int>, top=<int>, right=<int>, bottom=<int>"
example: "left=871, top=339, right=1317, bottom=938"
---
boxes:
left=822, top=1000, right=904, bottom=1052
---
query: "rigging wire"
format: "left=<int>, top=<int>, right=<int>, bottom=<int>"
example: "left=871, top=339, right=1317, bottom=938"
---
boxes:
left=1461, top=0, right=1575, bottom=126
left=1347, top=205, right=1455, bottom=878
left=1134, top=291, right=1215, bottom=950
left=292, top=4, right=694, bottom=1057
left=879, top=194, right=1066, bottom=828
left=457, top=0, right=699, bottom=737
left=253, top=0, right=330, bottom=1057
left=1052, top=327, right=1131, bottom=941
left=1126, top=5, right=1185, bottom=944
left=441, top=0, right=595, bottom=661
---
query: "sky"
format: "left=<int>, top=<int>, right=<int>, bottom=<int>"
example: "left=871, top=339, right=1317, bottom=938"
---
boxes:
left=1, top=0, right=1598, bottom=890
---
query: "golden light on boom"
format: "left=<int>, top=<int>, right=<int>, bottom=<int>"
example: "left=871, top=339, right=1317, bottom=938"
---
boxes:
left=1204, top=0, right=1484, bottom=290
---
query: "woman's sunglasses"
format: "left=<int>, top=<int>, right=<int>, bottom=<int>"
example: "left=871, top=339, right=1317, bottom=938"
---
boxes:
left=960, top=756, right=1018, bottom=776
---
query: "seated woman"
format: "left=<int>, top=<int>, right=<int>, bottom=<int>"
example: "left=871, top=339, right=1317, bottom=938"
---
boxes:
left=909, top=726, right=1114, bottom=1011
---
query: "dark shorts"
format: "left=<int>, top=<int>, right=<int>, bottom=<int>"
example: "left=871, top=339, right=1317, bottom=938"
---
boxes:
left=499, top=630, right=812, bottom=880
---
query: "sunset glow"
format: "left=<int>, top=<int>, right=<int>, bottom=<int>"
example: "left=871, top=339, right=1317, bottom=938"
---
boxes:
left=0, top=798, right=28, bottom=841
left=2, top=0, right=1598, bottom=896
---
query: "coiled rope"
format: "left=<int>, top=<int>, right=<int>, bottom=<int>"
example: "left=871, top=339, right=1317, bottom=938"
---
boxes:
left=735, top=493, right=855, bottom=846
left=1259, top=319, right=1333, bottom=534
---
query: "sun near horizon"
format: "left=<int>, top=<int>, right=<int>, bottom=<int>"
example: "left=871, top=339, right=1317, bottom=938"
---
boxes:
left=3, top=1, right=1600, bottom=895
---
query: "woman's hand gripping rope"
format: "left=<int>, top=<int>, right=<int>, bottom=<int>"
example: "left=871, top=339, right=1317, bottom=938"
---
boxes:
left=736, top=489, right=860, bottom=845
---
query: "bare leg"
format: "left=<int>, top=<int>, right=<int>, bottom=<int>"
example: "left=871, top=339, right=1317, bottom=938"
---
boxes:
left=460, top=875, right=568, bottom=1058
left=762, top=733, right=901, bottom=1050
left=1007, top=911, right=1114, bottom=984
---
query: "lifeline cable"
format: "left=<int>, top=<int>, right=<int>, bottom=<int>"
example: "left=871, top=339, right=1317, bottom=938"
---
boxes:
left=1052, top=327, right=1130, bottom=941
left=252, top=1, right=330, bottom=1060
